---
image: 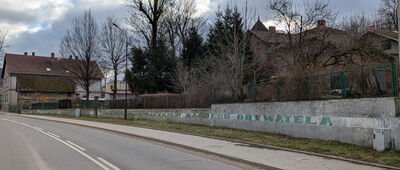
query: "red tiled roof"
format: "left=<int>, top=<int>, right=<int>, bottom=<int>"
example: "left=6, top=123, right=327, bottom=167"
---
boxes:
left=2, top=53, right=104, bottom=79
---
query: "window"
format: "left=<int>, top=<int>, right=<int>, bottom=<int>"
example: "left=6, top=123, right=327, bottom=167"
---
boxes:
left=256, top=42, right=260, bottom=50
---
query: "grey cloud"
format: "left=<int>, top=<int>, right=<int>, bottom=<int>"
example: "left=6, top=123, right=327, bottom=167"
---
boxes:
left=7, top=3, right=126, bottom=56
left=0, top=7, right=36, bottom=24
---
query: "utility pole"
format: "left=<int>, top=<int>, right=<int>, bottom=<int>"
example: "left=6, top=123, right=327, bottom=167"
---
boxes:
left=112, top=23, right=129, bottom=120
left=398, top=0, right=400, bottom=96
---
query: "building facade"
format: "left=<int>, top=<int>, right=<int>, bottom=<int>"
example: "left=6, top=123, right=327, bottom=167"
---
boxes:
left=104, top=80, right=133, bottom=100
left=1, top=52, right=104, bottom=111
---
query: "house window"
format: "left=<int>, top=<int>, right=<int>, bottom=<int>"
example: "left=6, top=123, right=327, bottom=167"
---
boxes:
left=256, top=42, right=260, bottom=50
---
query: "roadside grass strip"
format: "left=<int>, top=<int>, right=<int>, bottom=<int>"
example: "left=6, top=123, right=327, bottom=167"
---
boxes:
left=3, top=118, right=120, bottom=170
left=40, top=114, right=400, bottom=168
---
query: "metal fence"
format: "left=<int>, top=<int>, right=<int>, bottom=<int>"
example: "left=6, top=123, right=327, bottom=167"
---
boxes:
left=213, top=64, right=397, bottom=103
left=21, top=64, right=397, bottom=110
left=25, top=93, right=212, bottom=110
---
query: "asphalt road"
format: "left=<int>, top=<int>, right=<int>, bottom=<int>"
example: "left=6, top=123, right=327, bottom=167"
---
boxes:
left=0, top=114, right=241, bottom=170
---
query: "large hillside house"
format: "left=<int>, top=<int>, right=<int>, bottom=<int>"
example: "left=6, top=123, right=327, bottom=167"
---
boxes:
left=1, top=52, right=104, bottom=111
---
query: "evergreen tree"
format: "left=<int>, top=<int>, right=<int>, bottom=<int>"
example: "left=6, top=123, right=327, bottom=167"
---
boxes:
left=125, top=47, right=148, bottom=94
left=147, top=36, right=176, bottom=93
left=206, top=10, right=225, bottom=57
left=181, top=26, right=204, bottom=67
left=205, top=6, right=254, bottom=84
left=126, top=36, right=176, bottom=94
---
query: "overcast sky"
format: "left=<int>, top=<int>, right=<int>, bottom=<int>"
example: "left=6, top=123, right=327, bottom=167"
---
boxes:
left=0, top=0, right=381, bottom=57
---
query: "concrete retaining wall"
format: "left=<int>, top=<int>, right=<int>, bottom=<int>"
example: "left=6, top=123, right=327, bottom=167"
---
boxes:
left=23, top=97, right=400, bottom=149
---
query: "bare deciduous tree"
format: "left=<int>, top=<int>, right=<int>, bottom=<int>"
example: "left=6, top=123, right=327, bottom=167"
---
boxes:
left=378, top=0, right=398, bottom=31
left=172, top=61, right=197, bottom=93
left=99, top=16, right=126, bottom=100
left=59, top=10, right=101, bottom=101
left=125, top=0, right=171, bottom=55
left=340, top=13, right=377, bottom=38
left=204, top=3, right=256, bottom=101
left=268, top=0, right=339, bottom=71
left=0, top=30, right=6, bottom=54
left=163, top=0, right=203, bottom=57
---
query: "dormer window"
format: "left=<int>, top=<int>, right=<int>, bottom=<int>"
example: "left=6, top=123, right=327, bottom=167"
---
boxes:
left=257, top=42, right=260, bottom=50
left=46, top=68, right=51, bottom=72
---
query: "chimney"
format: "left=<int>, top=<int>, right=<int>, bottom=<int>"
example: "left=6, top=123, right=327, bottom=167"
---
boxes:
left=317, top=19, right=326, bottom=28
left=269, top=26, right=276, bottom=33
left=32, top=52, right=35, bottom=56
left=24, top=52, right=28, bottom=56
left=69, top=55, right=72, bottom=59
left=369, top=25, right=376, bottom=31
left=51, top=53, right=55, bottom=59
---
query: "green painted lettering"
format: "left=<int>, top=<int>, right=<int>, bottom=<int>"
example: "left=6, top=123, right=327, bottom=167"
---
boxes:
left=201, top=113, right=209, bottom=118
left=224, top=114, right=230, bottom=120
left=237, top=114, right=244, bottom=120
left=245, top=114, right=252, bottom=121
left=192, top=113, right=198, bottom=118
left=275, top=115, right=283, bottom=122
left=217, top=114, right=223, bottom=119
left=210, top=114, right=215, bottom=119
left=175, top=113, right=181, bottom=117
left=284, top=116, right=292, bottom=123
left=305, top=116, right=317, bottom=125
left=263, top=115, right=274, bottom=122
left=294, top=116, right=304, bottom=124
left=185, top=113, right=191, bottom=118
left=254, top=115, right=261, bottom=121
left=319, top=117, right=333, bottom=126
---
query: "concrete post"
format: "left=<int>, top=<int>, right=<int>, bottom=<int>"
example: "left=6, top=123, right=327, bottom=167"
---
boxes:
left=94, top=96, right=98, bottom=118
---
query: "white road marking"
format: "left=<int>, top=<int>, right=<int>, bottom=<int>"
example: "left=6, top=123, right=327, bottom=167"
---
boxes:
left=4, top=118, right=112, bottom=170
left=47, top=132, right=60, bottom=138
left=40, top=131, right=110, bottom=170
left=20, top=123, right=32, bottom=127
left=66, top=141, right=86, bottom=151
left=46, top=133, right=60, bottom=139
left=32, top=126, right=43, bottom=131
left=98, top=157, right=121, bottom=170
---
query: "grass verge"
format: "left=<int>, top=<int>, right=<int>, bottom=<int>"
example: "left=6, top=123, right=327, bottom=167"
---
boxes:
left=35, top=114, right=400, bottom=167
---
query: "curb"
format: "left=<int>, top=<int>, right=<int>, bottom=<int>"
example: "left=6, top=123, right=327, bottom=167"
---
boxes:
left=10, top=113, right=400, bottom=170
left=9, top=113, right=280, bottom=170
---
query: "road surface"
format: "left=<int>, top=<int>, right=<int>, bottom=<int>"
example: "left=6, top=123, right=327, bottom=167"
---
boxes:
left=0, top=114, right=241, bottom=170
